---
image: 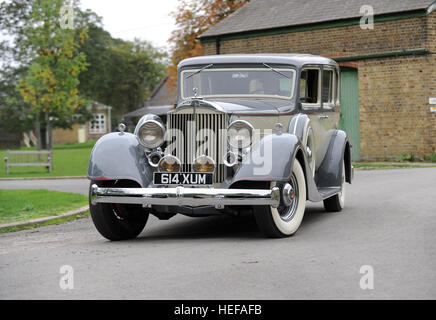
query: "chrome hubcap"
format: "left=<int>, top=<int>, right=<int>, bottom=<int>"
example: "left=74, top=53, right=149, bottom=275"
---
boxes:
left=282, top=183, right=295, bottom=207
left=277, top=174, right=299, bottom=221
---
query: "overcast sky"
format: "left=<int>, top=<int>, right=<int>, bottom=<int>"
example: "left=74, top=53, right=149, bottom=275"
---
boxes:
left=80, top=0, right=179, bottom=51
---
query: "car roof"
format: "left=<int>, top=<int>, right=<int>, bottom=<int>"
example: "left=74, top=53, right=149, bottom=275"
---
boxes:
left=178, top=54, right=337, bottom=69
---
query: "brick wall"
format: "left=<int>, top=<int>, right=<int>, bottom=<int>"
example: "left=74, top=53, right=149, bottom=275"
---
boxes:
left=52, top=123, right=80, bottom=145
left=203, top=17, right=427, bottom=56
left=426, top=11, right=436, bottom=155
left=53, top=109, right=110, bottom=145
left=202, top=15, right=436, bottom=158
left=358, top=55, right=432, bottom=157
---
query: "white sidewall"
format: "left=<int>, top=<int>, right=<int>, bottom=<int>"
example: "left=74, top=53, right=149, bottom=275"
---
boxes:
left=270, top=159, right=307, bottom=236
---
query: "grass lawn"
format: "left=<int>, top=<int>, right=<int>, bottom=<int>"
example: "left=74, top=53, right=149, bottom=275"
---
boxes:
left=0, top=140, right=95, bottom=178
left=0, top=189, right=88, bottom=225
left=353, top=163, right=436, bottom=170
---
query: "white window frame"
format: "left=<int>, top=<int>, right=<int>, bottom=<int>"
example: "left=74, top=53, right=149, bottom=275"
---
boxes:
left=89, top=113, right=107, bottom=134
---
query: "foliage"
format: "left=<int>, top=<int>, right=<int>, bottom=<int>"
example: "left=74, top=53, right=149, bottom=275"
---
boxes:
left=76, top=14, right=167, bottom=118
left=0, top=0, right=167, bottom=136
left=17, top=0, right=88, bottom=124
left=91, top=39, right=167, bottom=117
left=423, top=153, right=436, bottom=163
left=167, top=0, right=249, bottom=87
left=397, top=153, right=416, bottom=162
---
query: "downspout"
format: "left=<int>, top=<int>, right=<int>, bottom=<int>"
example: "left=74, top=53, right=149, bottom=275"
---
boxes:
left=216, top=37, right=221, bottom=55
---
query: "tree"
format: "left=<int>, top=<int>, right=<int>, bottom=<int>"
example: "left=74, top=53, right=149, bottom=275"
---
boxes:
left=103, top=39, right=167, bottom=117
left=0, top=0, right=167, bottom=144
left=168, top=0, right=249, bottom=87
left=15, top=0, right=88, bottom=150
left=78, top=30, right=167, bottom=119
left=0, top=0, right=89, bottom=149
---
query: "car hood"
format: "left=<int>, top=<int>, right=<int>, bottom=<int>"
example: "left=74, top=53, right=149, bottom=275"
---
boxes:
left=176, top=98, right=294, bottom=115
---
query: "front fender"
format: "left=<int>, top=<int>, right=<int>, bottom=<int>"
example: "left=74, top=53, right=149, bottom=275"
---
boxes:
left=229, top=133, right=301, bottom=185
left=87, top=132, right=152, bottom=187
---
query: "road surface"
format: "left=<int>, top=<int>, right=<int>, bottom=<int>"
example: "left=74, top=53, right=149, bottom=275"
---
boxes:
left=0, top=168, right=435, bottom=299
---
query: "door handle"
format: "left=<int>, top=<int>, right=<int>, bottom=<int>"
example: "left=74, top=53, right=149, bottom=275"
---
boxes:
left=319, top=115, right=329, bottom=119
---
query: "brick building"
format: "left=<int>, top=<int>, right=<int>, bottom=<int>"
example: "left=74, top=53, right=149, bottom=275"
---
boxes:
left=52, top=102, right=112, bottom=145
left=199, top=0, right=436, bottom=160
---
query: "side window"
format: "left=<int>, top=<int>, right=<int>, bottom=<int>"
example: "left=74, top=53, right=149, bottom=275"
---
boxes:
left=300, top=69, right=320, bottom=105
left=322, top=68, right=338, bottom=106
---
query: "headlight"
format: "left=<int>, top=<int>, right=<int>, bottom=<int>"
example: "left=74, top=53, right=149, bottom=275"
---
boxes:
left=137, top=120, right=165, bottom=149
left=158, top=155, right=181, bottom=172
left=227, top=120, right=254, bottom=149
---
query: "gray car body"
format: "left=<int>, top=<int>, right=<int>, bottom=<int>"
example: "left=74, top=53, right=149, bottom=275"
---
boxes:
left=88, top=54, right=353, bottom=211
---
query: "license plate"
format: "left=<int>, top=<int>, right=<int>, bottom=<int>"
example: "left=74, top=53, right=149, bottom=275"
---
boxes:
left=153, top=172, right=213, bottom=185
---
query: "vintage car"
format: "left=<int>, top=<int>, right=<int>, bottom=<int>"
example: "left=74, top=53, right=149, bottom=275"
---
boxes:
left=88, top=54, right=354, bottom=240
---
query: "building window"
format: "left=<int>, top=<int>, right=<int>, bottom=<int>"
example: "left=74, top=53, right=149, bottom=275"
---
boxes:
left=90, top=113, right=106, bottom=134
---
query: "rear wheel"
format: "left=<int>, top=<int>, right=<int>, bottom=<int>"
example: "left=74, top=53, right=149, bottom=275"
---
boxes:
left=323, top=160, right=346, bottom=212
left=253, top=159, right=307, bottom=238
left=89, top=180, right=149, bottom=241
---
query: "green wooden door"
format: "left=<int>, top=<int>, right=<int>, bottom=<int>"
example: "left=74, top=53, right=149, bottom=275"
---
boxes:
left=339, top=68, right=360, bottom=161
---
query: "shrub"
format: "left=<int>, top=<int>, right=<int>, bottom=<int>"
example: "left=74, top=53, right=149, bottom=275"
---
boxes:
left=424, top=153, right=436, bottom=163
left=398, top=153, right=415, bottom=162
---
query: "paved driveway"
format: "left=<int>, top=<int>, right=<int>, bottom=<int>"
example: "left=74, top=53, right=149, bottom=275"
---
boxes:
left=0, top=168, right=435, bottom=299
left=0, top=178, right=89, bottom=195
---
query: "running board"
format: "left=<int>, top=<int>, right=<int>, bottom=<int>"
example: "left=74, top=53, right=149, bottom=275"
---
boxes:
left=318, top=187, right=341, bottom=200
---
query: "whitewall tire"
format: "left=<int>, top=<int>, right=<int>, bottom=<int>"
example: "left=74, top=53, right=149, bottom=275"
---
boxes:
left=254, top=159, right=307, bottom=238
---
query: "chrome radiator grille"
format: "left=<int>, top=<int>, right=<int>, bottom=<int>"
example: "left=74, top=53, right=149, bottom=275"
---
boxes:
left=167, top=112, right=226, bottom=183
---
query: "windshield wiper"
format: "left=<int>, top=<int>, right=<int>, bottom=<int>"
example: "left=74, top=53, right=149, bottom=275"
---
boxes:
left=262, top=63, right=291, bottom=79
left=186, top=63, right=214, bottom=79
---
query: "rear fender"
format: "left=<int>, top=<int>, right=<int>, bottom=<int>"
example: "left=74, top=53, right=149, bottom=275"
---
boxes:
left=316, top=130, right=353, bottom=188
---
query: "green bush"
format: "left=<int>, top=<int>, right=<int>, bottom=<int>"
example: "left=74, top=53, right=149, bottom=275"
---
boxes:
left=424, top=153, right=436, bottom=163
left=398, top=153, right=415, bottom=162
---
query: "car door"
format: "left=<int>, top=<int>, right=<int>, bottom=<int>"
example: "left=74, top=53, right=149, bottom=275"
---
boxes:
left=300, top=66, right=324, bottom=170
left=320, top=66, right=340, bottom=159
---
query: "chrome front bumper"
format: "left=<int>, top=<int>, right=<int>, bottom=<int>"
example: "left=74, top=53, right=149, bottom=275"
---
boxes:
left=90, top=184, right=280, bottom=209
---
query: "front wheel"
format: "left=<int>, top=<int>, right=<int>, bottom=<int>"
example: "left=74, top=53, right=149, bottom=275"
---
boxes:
left=253, top=159, right=307, bottom=238
left=89, top=181, right=149, bottom=241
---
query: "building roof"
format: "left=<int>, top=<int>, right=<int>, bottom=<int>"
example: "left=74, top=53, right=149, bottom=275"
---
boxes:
left=87, top=101, right=112, bottom=111
left=145, top=76, right=177, bottom=107
left=123, top=105, right=173, bottom=119
left=200, top=0, right=435, bottom=38
left=179, top=53, right=337, bottom=69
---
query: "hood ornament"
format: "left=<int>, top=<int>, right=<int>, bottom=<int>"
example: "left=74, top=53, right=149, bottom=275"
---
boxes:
left=275, top=123, right=283, bottom=135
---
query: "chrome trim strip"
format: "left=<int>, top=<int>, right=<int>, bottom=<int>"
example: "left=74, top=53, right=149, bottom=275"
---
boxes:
left=90, top=184, right=280, bottom=208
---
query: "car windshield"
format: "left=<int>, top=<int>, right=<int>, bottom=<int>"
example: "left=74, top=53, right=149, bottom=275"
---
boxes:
left=181, top=67, right=296, bottom=100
